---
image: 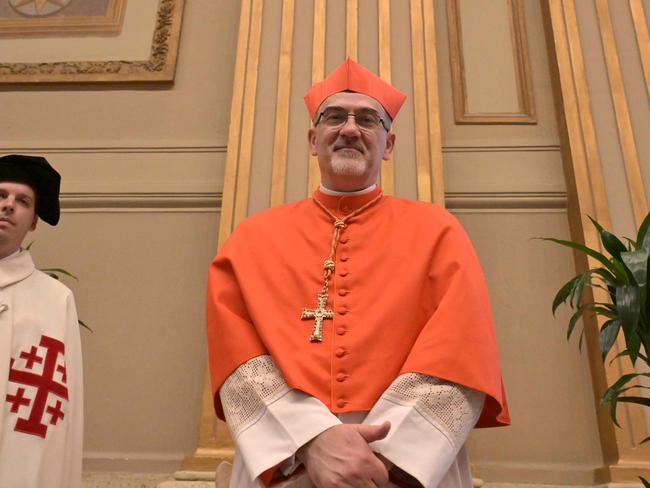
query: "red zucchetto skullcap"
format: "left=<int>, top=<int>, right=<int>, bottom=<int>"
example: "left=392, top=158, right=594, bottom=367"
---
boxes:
left=304, top=58, right=406, bottom=120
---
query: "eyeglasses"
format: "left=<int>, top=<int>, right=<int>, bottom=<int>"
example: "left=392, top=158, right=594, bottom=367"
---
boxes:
left=315, top=107, right=389, bottom=131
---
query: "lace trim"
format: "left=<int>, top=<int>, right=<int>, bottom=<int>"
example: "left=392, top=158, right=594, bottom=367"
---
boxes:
left=383, top=373, right=484, bottom=448
left=219, top=355, right=290, bottom=437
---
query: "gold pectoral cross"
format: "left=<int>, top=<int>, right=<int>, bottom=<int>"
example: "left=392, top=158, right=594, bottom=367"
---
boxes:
left=301, top=292, right=333, bottom=342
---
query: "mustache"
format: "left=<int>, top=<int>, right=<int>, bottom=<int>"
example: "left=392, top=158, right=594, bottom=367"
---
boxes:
left=333, top=141, right=364, bottom=153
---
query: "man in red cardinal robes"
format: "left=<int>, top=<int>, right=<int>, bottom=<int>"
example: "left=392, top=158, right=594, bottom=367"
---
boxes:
left=206, top=58, right=509, bottom=488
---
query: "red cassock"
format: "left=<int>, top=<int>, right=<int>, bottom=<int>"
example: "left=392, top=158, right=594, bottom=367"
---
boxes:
left=206, top=186, right=509, bottom=428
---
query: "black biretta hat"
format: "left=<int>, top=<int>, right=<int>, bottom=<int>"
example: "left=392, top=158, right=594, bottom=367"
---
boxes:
left=0, top=155, right=60, bottom=225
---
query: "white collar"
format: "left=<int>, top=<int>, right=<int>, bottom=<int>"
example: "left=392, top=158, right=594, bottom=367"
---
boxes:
left=0, top=248, right=22, bottom=262
left=0, top=249, right=34, bottom=288
left=319, top=184, right=377, bottom=196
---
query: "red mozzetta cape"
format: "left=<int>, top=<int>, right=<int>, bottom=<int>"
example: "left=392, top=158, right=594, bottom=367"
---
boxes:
left=206, top=187, right=510, bottom=427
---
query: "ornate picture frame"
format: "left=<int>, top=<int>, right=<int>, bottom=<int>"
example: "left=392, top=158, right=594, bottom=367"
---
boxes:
left=0, top=0, right=185, bottom=83
left=0, top=0, right=127, bottom=36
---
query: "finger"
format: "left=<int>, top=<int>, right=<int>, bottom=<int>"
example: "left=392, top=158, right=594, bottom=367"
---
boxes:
left=356, top=421, right=391, bottom=443
left=369, top=460, right=390, bottom=487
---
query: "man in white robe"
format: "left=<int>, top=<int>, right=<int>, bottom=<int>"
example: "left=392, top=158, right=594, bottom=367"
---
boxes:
left=0, top=155, right=83, bottom=488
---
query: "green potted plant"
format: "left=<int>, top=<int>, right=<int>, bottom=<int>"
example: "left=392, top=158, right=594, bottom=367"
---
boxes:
left=541, top=211, right=650, bottom=485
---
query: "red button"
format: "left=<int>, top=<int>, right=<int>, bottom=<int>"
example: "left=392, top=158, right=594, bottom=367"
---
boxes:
left=335, top=348, right=346, bottom=357
left=336, top=373, right=347, bottom=382
left=337, top=399, right=347, bottom=408
left=340, top=255, right=349, bottom=262
left=342, top=205, right=351, bottom=213
left=340, top=236, right=349, bottom=244
left=339, top=269, right=349, bottom=277
left=338, top=308, right=348, bottom=315
left=338, top=289, right=348, bottom=296
left=336, top=327, right=346, bottom=335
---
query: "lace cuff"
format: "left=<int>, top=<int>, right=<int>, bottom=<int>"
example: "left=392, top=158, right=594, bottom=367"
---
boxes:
left=219, top=355, right=290, bottom=438
left=382, top=373, right=484, bottom=448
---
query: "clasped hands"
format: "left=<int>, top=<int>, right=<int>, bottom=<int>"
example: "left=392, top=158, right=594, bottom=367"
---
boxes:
left=297, top=421, right=392, bottom=488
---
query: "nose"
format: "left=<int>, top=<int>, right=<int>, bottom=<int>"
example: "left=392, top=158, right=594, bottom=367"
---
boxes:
left=1, top=196, right=14, bottom=213
left=338, top=113, right=361, bottom=136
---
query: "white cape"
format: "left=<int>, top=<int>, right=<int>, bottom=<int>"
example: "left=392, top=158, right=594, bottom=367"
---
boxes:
left=0, top=251, right=83, bottom=488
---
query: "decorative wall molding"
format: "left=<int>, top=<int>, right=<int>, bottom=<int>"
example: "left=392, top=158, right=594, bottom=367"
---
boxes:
left=595, top=0, right=648, bottom=225
left=0, top=0, right=185, bottom=83
left=442, top=144, right=560, bottom=153
left=0, top=145, right=227, bottom=154
left=411, top=0, right=445, bottom=205
left=629, top=0, right=650, bottom=98
left=60, top=192, right=221, bottom=212
left=269, top=0, right=295, bottom=207
left=57, top=190, right=564, bottom=213
left=446, top=0, right=536, bottom=124
left=446, top=191, right=566, bottom=210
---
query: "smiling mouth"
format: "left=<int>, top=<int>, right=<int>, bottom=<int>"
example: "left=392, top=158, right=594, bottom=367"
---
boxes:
left=335, top=146, right=363, bottom=154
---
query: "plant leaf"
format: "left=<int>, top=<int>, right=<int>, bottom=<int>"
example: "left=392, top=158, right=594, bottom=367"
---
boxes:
left=570, top=270, right=614, bottom=308
left=567, top=305, right=588, bottom=340
left=536, top=237, right=628, bottom=282
left=601, top=372, right=650, bottom=426
left=589, top=215, right=627, bottom=261
left=588, top=306, right=618, bottom=318
left=601, top=372, right=650, bottom=403
left=640, top=476, right=650, bottom=488
left=629, top=332, right=642, bottom=365
left=592, top=267, right=618, bottom=286
left=610, top=348, right=650, bottom=364
left=617, top=396, right=650, bottom=407
left=611, top=384, right=650, bottom=396
left=578, top=329, right=585, bottom=352
left=617, top=285, right=641, bottom=362
left=40, top=268, right=78, bottom=280
left=621, top=249, right=649, bottom=286
left=637, top=210, right=650, bottom=250
left=552, top=275, right=580, bottom=315
left=78, top=320, right=93, bottom=332
left=570, top=273, right=588, bottom=308
left=600, top=319, right=621, bottom=361
left=623, top=236, right=636, bottom=251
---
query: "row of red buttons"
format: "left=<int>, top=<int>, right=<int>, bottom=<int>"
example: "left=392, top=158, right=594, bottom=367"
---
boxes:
left=334, top=230, right=351, bottom=409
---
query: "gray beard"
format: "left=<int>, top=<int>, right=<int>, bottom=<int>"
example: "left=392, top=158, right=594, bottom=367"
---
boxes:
left=329, top=153, right=367, bottom=176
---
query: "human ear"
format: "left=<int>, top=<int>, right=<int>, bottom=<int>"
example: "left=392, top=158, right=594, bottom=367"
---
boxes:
left=382, top=132, right=396, bottom=160
left=308, top=128, right=318, bottom=157
left=30, top=215, right=38, bottom=231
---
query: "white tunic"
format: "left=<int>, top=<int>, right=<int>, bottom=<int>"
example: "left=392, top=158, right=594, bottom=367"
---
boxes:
left=220, top=355, right=483, bottom=488
left=0, top=250, right=83, bottom=488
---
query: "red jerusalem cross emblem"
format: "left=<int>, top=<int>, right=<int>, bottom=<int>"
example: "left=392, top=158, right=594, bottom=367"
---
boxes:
left=5, top=335, right=68, bottom=438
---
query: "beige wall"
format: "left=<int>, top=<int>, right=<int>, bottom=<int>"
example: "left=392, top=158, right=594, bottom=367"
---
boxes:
left=2, top=0, right=646, bottom=483
left=30, top=212, right=219, bottom=471
left=460, top=211, right=603, bottom=482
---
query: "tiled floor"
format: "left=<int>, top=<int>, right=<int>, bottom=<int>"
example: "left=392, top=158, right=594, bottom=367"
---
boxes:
left=81, top=472, right=646, bottom=488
